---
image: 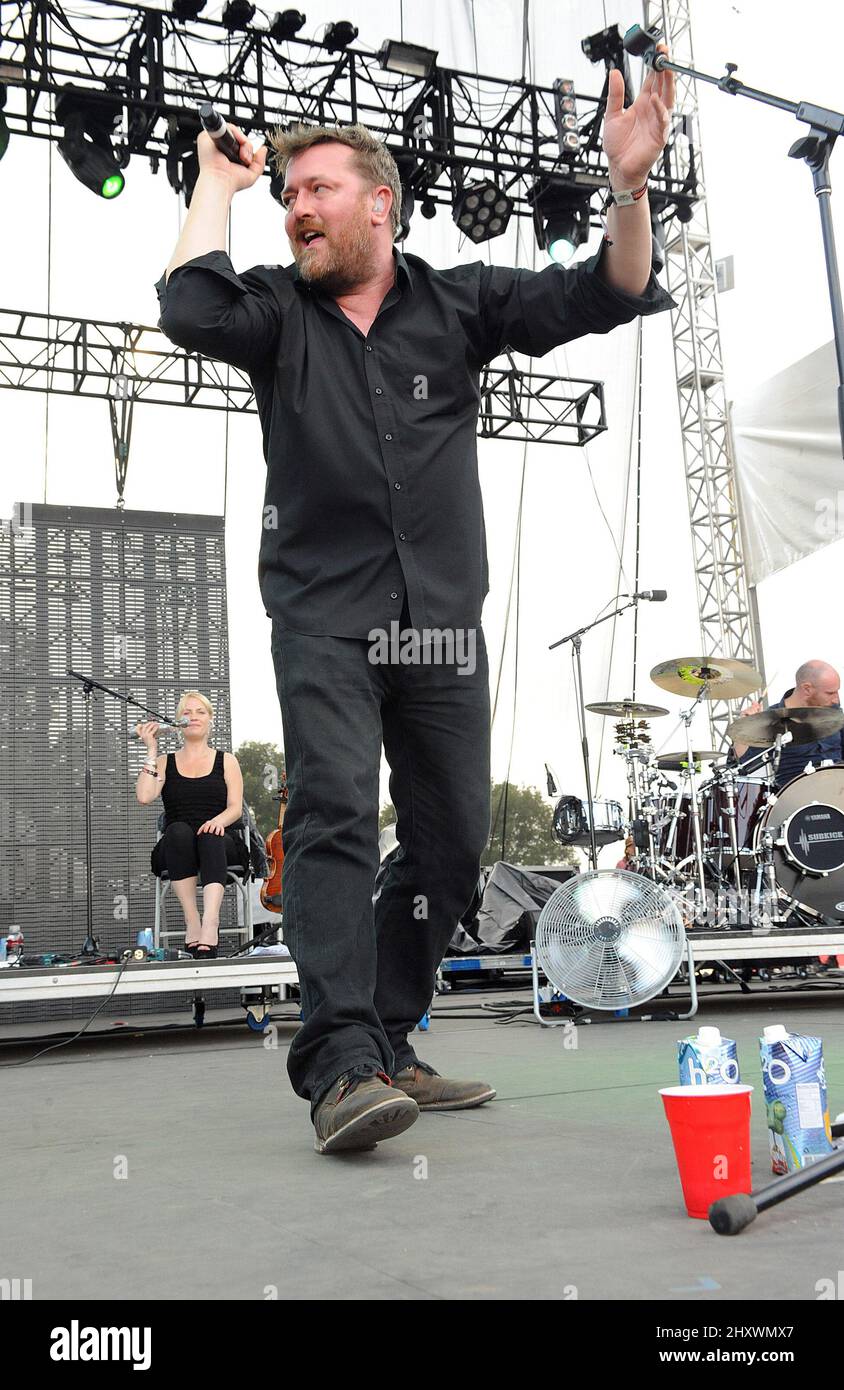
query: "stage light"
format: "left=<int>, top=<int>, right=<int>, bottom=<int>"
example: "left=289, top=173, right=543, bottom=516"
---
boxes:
left=581, top=23, right=625, bottom=66
left=323, top=20, right=358, bottom=52
left=269, top=9, right=306, bottom=40
left=420, top=196, right=437, bottom=220
left=170, top=0, right=206, bottom=18
left=55, top=87, right=125, bottom=199
left=453, top=180, right=512, bottom=243
left=166, top=112, right=202, bottom=207
left=529, top=179, right=592, bottom=263
left=553, top=78, right=580, bottom=156
left=379, top=39, right=437, bottom=80
left=222, top=0, right=255, bottom=31
left=546, top=207, right=589, bottom=263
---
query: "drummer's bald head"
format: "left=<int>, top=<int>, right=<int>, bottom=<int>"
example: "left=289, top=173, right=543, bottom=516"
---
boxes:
left=795, top=660, right=840, bottom=705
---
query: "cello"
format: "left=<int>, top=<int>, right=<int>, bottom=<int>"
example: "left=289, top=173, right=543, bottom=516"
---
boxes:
left=260, top=772, right=288, bottom=913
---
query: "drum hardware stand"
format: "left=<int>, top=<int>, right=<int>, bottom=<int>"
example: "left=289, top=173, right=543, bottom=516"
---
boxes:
left=550, top=597, right=639, bottom=871
left=678, top=686, right=710, bottom=912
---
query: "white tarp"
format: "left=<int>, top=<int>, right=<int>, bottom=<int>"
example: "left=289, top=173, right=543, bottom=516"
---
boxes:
left=732, top=340, right=842, bottom=585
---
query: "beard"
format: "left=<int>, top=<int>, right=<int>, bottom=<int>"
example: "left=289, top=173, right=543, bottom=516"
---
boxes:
left=291, top=197, right=378, bottom=295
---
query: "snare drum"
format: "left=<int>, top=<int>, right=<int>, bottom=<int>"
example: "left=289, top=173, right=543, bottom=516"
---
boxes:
left=553, top=795, right=625, bottom=848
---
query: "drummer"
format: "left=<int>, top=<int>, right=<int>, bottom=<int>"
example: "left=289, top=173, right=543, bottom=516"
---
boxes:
left=731, top=660, right=844, bottom=788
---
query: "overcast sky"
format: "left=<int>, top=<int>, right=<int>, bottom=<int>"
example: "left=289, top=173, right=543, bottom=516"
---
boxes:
left=2, top=0, right=842, bottom=857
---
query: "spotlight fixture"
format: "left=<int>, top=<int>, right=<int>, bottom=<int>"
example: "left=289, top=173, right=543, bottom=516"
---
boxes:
left=452, top=180, right=513, bottom=244
left=529, top=179, right=592, bottom=264
left=55, top=87, right=125, bottom=199
left=553, top=78, right=579, bottom=157
left=222, top=0, right=255, bottom=30
left=420, top=196, right=437, bottom=220
left=323, top=20, right=358, bottom=52
left=269, top=9, right=306, bottom=40
left=581, top=23, right=625, bottom=66
left=391, top=152, right=419, bottom=243
left=581, top=23, right=635, bottom=107
left=379, top=39, right=438, bottom=80
left=170, top=0, right=206, bottom=19
left=166, top=112, right=202, bottom=207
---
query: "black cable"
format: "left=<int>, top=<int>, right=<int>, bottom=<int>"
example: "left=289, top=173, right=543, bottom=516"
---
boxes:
left=0, top=951, right=134, bottom=1067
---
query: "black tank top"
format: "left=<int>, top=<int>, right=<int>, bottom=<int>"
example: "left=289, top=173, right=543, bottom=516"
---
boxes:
left=162, top=749, right=228, bottom=830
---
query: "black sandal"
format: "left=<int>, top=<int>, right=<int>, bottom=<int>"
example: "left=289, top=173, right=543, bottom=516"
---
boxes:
left=195, top=944, right=218, bottom=959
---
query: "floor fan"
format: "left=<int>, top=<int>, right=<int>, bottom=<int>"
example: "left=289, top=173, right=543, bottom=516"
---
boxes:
left=531, top=869, right=690, bottom=1023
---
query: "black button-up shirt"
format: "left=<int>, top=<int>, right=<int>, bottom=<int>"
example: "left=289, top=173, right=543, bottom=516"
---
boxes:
left=154, top=243, right=674, bottom=637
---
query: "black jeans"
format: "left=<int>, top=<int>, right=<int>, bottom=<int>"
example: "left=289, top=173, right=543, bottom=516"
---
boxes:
left=270, top=607, right=491, bottom=1113
left=154, top=821, right=244, bottom=886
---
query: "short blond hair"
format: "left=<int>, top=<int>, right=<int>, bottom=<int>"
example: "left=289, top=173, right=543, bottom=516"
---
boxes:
left=266, top=121, right=402, bottom=241
left=176, top=690, right=213, bottom=722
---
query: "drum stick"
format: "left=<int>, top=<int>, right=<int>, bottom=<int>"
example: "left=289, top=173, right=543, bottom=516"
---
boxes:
left=708, top=1141, right=844, bottom=1235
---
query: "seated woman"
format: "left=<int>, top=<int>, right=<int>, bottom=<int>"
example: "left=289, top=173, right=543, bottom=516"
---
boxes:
left=136, top=690, right=248, bottom=957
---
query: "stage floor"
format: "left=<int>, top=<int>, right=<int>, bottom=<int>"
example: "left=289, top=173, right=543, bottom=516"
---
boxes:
left=3, top=981, right=843, bottom=1301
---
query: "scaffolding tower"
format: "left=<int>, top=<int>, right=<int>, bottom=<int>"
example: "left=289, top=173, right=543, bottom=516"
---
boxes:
left=644, top=0, right=761, bottom=740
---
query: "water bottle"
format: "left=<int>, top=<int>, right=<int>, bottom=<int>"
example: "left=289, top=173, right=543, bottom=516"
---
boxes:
left=136, top=928, right=154, bottom=953
left=5, top=926, right=23, bottom=962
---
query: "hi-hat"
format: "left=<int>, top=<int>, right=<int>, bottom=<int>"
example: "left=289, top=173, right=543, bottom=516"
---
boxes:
left=586, top=700, right=669, bottom=718
left=726, top=706, right=844, bottom=748
left=656, top=750, right=724, bottom=771
left=651, top=657, right=763, bottom=701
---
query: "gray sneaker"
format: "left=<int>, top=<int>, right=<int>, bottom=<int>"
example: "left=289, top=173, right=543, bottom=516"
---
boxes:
left=312, top=1066, right=419, bottom=1154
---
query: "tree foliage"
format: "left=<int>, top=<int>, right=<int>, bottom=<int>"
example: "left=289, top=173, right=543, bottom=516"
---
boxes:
left=380, top=781, right=577, bottom=868
left=234, top=740, right=286, bottom=839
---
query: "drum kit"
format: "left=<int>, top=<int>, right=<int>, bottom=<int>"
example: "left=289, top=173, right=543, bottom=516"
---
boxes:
left=552, top=655, right=844, bottom=929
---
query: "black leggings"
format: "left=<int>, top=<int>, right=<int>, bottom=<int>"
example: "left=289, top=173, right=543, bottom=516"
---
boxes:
left=156, top=820, right=244, bottom=886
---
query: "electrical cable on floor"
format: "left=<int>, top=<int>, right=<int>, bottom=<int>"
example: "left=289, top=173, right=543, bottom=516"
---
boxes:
left=0, top=952, right=134, bottom=1067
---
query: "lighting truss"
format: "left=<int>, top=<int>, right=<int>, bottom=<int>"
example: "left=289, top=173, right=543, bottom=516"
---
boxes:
left=0, top=306, right=606, bottom=445
left=0, top=0, right=696, bottom=224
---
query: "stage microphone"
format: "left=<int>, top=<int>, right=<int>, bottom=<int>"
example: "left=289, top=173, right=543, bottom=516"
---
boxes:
left=622, top=23, right=668, bottom=68
left=198, top=103, right=245, bottom=165
left=624, top=590, right=668, bottom=602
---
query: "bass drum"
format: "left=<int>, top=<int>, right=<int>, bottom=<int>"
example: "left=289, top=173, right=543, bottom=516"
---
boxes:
left=753, top=765, right=844, bottom=920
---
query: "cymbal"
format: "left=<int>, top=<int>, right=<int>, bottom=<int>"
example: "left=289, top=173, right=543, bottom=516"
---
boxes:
left=656, top=750, right=724, bottom=771
left=726, top=706, right=844, bottom=748
left=586, top=700, right=669, bottom=718
left=650, top=656, right=763, bottom=701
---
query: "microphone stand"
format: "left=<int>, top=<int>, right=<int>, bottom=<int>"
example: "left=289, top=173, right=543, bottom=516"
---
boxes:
left=550, top=598, right=638, bottom=871
left=628, top=26, right=844, bottom=457
left=66, top=670, right=186, bottom=958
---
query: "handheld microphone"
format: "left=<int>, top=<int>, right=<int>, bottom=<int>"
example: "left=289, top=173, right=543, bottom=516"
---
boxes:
left=197, top=103, right=244, bottom=165
left=624, top=590, right=668, bottom=602
left=135, top=716, right=189, bottom=734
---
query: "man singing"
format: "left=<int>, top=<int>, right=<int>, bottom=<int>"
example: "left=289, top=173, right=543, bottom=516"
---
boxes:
left=155, top=55, right=675, bottom=1154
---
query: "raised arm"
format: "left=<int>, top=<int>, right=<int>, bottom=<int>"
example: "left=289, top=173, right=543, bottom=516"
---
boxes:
left=165, top=126, right=267, bottom=283
left=134, top=722, right=167, bottom=805
left=598, top=44, right=675, bottom=296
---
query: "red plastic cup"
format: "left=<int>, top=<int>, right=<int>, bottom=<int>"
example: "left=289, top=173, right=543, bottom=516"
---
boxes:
left=660, top=1084, right=753, bottom=1219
